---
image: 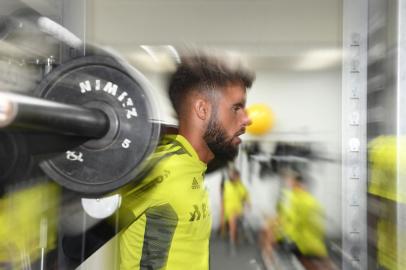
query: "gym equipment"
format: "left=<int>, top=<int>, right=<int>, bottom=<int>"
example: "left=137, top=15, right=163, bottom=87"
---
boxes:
left=81, top=194, right=122, bottom=219
left=246, top=103, right=274, bottom=135
left=0, top=55, right=160, bottom=195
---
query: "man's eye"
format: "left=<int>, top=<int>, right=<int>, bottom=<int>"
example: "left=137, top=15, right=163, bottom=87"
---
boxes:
left=232, top=104, right=244, bottom=113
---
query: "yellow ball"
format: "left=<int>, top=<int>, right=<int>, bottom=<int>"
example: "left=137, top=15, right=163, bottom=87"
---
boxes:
left=246, top=104, right=274, bottom=135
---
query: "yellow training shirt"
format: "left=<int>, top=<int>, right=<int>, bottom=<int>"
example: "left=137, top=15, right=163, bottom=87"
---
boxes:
left=119, top=135, right=211, bottom=270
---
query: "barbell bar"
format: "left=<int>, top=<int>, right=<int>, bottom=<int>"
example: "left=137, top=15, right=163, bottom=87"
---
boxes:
left=0, top=91, right=110, bottom=138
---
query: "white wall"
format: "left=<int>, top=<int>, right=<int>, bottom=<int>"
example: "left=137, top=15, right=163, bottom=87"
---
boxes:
left=245, top=68, right=341, bottom=143
left=203, top=67, right=343, bottom=239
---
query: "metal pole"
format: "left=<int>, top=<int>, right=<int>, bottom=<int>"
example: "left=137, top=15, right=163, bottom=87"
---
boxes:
left=342, top=0, right=368, bottom=269
left=396, top=1, right=406, bottom=268
left=0, top=91, right=109, bottom=138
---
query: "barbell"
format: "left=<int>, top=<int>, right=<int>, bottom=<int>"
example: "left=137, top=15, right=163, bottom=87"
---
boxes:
left=0, top=55, right=160, bottom=195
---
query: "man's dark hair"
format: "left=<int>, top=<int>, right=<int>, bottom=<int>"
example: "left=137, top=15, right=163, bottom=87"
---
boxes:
left=168, top=52, right=255, bottom=115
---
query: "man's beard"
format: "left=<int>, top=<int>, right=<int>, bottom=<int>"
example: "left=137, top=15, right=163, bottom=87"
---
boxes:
left=203, top=115, right=239, bottom=161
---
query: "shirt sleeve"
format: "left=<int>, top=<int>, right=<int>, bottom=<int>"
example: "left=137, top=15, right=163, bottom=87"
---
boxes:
left=119, top=161, right=176, bottom=270
left=119, top=162, right=171, bottom=222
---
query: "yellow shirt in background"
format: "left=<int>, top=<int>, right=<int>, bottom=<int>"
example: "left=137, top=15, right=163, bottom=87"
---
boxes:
left=0, top=182, right=59, bottom=268
left=223, top=179, right=248, bottom=221
left=290, top=188, right=327, bottom=257
left=368, top=136, right=406, bottom=270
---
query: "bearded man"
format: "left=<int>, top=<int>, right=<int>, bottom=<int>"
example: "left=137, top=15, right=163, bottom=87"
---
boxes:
left=119, top=52, right=254, bottom=270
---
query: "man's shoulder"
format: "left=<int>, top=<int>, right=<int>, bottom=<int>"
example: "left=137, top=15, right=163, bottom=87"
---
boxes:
left=151, top=135, right=192, bottom=160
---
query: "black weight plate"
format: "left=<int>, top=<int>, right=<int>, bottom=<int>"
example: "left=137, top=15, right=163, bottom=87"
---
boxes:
left=36, top=55, right=160, bottom=195
left=0, top=132, right=32, bottom=186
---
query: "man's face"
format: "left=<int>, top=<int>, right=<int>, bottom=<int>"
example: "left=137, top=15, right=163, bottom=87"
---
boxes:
left=203, top=83, right=251, bottom=160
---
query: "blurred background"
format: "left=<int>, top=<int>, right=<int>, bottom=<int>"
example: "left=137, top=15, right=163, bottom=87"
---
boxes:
left=0, top=0, right=405, bottom=269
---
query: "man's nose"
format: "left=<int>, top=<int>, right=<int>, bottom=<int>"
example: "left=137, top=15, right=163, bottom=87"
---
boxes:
left=242, top=109, right=252, bottom=127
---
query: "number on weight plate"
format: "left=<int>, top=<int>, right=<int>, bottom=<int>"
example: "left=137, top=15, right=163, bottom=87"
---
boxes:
left=122, top=139, right=131, bottom=149
left=66, top=151, right=84, bottom=162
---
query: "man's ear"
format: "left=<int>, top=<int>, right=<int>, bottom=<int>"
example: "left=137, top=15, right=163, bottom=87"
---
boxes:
left=194, top=98, right=210, bottom=121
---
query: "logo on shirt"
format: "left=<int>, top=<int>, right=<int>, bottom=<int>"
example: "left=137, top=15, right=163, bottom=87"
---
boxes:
left=189, top=203, right=208, bottom=222
left=192, top=177, right=200, bottom=189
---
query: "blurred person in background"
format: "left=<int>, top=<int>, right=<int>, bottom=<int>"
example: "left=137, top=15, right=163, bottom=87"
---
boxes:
left=119, top=52, right=254, bottom=270
left=0, top=181, right=59, bottom=269
left=221, top=168, right=250, bottom=254
left=368, top=136, right=406, bottom=270
left=261, top=167, right=334, bottom=270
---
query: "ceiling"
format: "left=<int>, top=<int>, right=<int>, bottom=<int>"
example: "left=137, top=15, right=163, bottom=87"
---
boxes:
left=85, top=0, right=343, bottom=71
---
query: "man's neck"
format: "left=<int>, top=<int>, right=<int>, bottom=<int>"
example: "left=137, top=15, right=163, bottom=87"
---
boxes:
left=178, top=127, right=214, bottom=164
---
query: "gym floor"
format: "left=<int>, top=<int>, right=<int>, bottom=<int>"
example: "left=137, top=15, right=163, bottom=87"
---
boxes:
left=209, top=235, right=265, bottom=270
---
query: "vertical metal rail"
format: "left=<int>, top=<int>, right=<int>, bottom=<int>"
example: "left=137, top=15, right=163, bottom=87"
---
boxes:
left=341, top=0, right=368, bottom=269
left=396, top=0, right=406, bottom=268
